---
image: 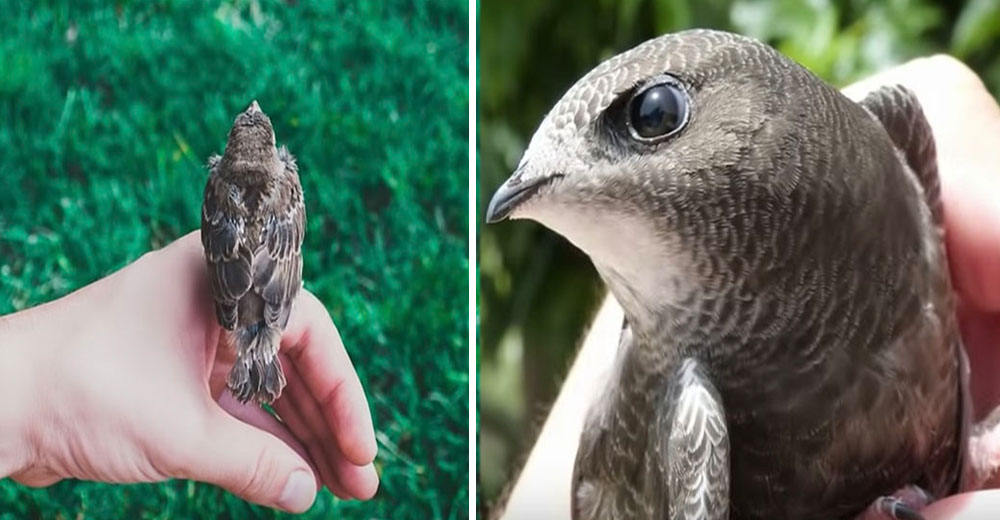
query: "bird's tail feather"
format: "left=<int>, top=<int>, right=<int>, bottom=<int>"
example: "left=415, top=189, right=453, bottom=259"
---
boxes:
left=229, top=323, right=286, bottom=404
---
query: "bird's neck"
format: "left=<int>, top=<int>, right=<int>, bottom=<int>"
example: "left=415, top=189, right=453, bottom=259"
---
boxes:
left=533, top=206, right=699, bottom=329
left=221, top=152, right=282, bottom=185
left=594, top=261, right=697, bottom=335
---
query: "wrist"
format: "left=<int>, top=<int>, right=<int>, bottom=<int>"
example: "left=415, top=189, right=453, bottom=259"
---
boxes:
left=0, top=284, right=100, bottom=480
left=0, top=303, right=53, bottom=478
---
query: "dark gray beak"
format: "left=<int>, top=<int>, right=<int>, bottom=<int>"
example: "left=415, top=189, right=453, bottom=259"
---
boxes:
left=485, top=173, right=554, bottom=223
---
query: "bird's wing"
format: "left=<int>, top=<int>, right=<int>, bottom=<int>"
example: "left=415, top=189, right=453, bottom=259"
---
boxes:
left=252, top=147, right=305, bottom=330
left=572, top=319, right=644, bottom=520
left=202, top=155, right=252, bottom=330
left=862, top=85, right=972, bottom=495
left=858, top=85, right=942, bottom=226
left=659, top=358, right=729, bottom=520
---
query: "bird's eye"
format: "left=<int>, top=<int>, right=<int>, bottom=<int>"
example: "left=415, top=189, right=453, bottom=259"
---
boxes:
left=628, top=82, right=689, bottom=141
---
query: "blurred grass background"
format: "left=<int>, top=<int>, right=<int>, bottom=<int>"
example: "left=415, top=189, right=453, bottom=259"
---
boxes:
left=478, top=0, right=1000, bottom=513
left=0, top=0, right=468, bottom=518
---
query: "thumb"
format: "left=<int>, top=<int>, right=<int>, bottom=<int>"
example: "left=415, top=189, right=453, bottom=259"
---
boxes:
left=186, top=407, right=317, bottom=513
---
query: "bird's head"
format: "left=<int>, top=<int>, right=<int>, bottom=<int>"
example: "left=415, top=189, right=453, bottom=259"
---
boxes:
left=222, top=100, right=279, bottom=171
left=487, top=29, right=849, bottom=321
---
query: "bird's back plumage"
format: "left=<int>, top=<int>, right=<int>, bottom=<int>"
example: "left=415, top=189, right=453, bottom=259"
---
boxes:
left=202, top=103, right=306, bottom=404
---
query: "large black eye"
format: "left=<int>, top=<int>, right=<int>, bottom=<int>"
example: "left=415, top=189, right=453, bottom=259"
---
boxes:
left=628, top=82, right=689, bottom=141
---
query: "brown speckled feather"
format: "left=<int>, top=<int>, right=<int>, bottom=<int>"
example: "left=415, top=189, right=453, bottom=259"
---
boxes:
left=202, top=102, right=306, bottom=404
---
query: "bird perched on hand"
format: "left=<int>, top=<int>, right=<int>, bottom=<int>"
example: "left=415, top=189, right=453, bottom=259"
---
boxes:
left=488, top=30, right=1000, bottom=519
left=202, top=100, right=306, bottom=405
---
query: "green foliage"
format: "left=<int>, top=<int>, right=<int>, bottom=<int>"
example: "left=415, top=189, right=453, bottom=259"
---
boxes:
left=0, top=0, right=469, bottom=518
left=952, top=0, right=1000, bottom=58
left=478, top=0, right=1000, bottom=509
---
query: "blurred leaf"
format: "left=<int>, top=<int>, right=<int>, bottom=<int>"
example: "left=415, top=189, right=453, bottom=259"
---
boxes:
left=952, top=0, right=1000, bottom=58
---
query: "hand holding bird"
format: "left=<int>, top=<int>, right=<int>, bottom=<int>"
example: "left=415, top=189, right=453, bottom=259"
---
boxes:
left=0, top=233, right=377, bottom=512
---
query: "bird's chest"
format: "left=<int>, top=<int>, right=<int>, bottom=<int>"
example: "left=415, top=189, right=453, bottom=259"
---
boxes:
left=588, top=302, right=958, bottom=519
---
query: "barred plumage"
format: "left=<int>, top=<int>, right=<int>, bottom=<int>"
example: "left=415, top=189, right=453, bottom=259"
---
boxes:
left=202, top=100, right=306, bottom=405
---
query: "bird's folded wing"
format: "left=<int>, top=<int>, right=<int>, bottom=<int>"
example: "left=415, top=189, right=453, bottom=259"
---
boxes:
left=202, top=162, right=252, bottom=330
left=858, top=85, right=943, bottom=227
left=253, top=150, right=306, bottom=330
left=662, top=358, right=730, bottom=520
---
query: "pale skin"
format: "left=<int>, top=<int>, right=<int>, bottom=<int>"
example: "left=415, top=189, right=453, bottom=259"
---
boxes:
left=0, top=231, right=379, bottom=513
left=501, top=55, right=1000, bottom=518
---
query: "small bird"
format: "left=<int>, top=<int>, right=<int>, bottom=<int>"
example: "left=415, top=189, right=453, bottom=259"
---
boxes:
left=202, top=100, right=306, bottom=404
left=488, top=30, right=1000, bottom=519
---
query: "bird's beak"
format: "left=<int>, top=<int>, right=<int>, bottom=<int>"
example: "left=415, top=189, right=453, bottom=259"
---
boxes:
left=247, top=100, right=261, bottom=114
left=485, top=167, right=557, bottom=223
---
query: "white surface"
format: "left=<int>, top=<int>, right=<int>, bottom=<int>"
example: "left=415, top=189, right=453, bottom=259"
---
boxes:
left=501, top=296, right=623, bottom=520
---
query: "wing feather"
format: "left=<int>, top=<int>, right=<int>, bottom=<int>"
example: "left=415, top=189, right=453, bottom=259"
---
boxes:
left=201, top=157, right=252, bottom=330
left=252, top=149, right=305, bottom=330
left=859, top=85, right=942, bottom=226
left=663, top=358, right=730, bottom=520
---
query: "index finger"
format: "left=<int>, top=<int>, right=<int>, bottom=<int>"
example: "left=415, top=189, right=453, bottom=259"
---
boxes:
left=281, top=290, right=378, bottom=466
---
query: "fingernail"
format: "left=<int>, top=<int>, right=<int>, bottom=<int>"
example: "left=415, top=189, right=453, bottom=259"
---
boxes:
left=279, top=470, right=315, bottom=512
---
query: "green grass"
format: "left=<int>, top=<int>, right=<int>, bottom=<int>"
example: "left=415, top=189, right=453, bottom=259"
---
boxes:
left=0, top=1, right=468, bottom=518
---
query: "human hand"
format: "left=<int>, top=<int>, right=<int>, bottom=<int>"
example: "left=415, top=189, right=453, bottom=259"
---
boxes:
left=0, top=231, right=378, bottom=513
